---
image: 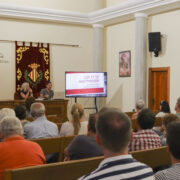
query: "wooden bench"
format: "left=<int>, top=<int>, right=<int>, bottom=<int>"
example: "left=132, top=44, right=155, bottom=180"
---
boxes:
left=4, top=146, right=171, bottom=180
left=125, top=111, right=134, bottom=118
left=56, top=123, right=63, bottom=131
left=4, top=156, right=103, bottom=180
left=130, top=146, right=171, bottom=168
left=31, top=135, right=75, bottom=162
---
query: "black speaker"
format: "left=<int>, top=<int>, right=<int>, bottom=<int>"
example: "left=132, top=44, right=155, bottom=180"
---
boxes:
left=148, top=32, right=161, bottom=57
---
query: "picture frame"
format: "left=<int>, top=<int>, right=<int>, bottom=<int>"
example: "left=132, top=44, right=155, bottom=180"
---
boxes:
left=119, top=50, right=131, bottom=77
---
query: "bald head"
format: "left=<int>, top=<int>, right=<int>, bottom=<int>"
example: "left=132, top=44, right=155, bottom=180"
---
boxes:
left=30, top=103, right=45, bottom=119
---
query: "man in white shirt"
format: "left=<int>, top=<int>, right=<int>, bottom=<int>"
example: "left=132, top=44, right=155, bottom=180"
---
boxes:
left=24, top=102, right=58, bottom=139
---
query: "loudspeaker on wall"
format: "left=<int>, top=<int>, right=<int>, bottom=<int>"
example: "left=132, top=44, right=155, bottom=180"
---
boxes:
left=148, top=32, right=161, bottom=57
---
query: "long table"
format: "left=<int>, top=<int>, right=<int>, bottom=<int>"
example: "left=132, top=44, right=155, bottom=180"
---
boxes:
left=0, top=99, right=68, bottom=122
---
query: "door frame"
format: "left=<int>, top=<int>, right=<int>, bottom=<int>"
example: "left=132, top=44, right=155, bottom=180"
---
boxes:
left=148, top=67, right=170, bottom=109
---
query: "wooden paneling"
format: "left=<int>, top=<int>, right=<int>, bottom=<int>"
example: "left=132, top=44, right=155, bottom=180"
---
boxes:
left=0, top=100, right=68, bottom=123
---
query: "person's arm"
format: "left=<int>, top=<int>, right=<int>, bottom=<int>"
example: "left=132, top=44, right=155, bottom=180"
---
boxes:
left=40, top=89, right=49, bottom=98
left=29, top=88, right=33, bottom=97
left=64, top=147, right=70, bottom=161
left=20, top=91, right=30, bottom=99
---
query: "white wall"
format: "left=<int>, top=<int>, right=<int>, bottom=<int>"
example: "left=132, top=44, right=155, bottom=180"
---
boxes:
left=147, top=9, right=180, bottom=112
left=0, top=18, right=93, bottom=102
left=105, top=0, right=127, bottom=7
left=0, top=0, right=100, bottom=12
left=105, top=21, right=135, bottom=112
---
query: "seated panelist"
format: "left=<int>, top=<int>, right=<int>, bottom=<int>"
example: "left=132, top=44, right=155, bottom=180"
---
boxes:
left=40, top=82, right=54, bottom=99
left=20, top=82, right=33, bottom=100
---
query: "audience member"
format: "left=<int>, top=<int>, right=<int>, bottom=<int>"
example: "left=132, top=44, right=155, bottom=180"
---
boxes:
left=155, top=121, right=180, bottom=179
left=131, top=99, right=145, bottom=119
left=160, top=114, right=179, bottom=146
left=156, top=100, right=170, bottom=117
left=24, top=102, right=58, bottom=139
left=175, top=97, right=180, bottom=119
left=0, top=108, right=15, bottom=121
left=20, top=82, right=33, bottom=100
left=129, top=108, right=161, bottom=151
left=40, top=81, right=54, bottom=99
left=14, top=104, right=30, bottom=127
left=60, top=103, right=88, bottom=136
left=0, top=116, right=45, bottom=180
left=64, top=113, right=103, bottom=161
left=79, top=108, right=154, bottom=180
left=25, top=97, right=35, bottom=118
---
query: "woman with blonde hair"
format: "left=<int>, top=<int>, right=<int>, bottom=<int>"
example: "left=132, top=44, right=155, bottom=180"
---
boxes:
left=60, top=103, right=88, bottom=136
left=20, top=82, right=33, bottom=100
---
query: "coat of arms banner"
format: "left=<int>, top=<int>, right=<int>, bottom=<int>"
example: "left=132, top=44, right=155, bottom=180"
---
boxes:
left=16, top=41, right=50, bottom=97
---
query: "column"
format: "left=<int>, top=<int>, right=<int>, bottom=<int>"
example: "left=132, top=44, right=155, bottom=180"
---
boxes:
left=134, top=13, right=148, bottom=105
left=92, top=24, right=104, bottom=111
left=93, top=24, right=104, bottom=72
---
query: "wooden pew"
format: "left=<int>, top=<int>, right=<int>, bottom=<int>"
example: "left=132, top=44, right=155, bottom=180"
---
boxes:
left=125, top=111, right=134, bottom=118
left=31, top=137, right=62, bottom=155
left=31, top=136, right=75, bottom=162
left=4, top=146, right=171, bottom=180
left=4, top=156, right=103, bottom=180
left=59, top=135, right=75, bottom=161
left=130, top=146, right=171, bottom=169
left=56, top=123, right=62, bottom=131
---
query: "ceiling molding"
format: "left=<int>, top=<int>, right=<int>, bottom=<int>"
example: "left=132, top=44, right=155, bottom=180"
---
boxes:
left=0, top=0, right=179, bottom=26
left=0, top=3, right=89, bottom=25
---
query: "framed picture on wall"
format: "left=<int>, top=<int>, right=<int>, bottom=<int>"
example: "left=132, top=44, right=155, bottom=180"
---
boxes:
left=119, top=50, right=131, bottom=77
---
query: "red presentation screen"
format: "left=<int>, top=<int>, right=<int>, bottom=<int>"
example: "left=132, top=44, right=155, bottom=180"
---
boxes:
left=65, top=72, right=107, bottom=97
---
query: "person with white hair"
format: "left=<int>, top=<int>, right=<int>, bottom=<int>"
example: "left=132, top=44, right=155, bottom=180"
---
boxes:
left=24, top=102, right=59, bottom=139
left=131, top=99, right=145, bottom=119
left=0, top=108, right=15, bottom=121
left=0, top=116, right=45, bottom=180
left=20, top=82, right=33, bottom=100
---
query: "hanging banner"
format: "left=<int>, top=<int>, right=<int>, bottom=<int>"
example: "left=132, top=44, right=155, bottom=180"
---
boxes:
left=16, top=42, right=50, bottom=97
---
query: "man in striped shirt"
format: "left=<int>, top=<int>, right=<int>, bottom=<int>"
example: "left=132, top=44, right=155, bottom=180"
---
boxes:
left=79, top=108, right=154, bottom=180
left=155, top=121, right=180, bottom=180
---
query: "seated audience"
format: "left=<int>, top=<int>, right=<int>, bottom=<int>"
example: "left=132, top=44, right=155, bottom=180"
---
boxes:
left=131, top=99, right=145, bottom=119
left=155, top=121, right=180, bottom=179
left=175, top=97, right=180, bottom=119
left=60, top=103, right=88, bottom=136
left=24, top=102, right=59, bottom=139
left=129, top=108, right=161, bottom=151
left=156, top=100, right=170, bottom=117
left=0, top=108, right=15, bottom=121
left=25, top=97, right=35, bottom=118
left=160, top=114, right=179, bottom=146
left=79, top=108, right=154, bottom=180
left=64, top=113, right=103, bottom=161
left=40, top=81, right=54, bottom=99
left=14, top=104, right=30, bottom=127
left=20, top=82, right=33, bottom=100
left=0, top=116, right=45, bottom=180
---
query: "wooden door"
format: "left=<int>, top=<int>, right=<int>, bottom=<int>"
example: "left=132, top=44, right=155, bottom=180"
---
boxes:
left=149, top=67, right=170, bottom=111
